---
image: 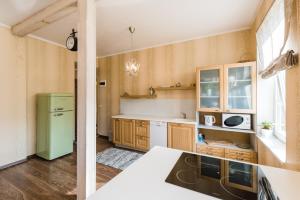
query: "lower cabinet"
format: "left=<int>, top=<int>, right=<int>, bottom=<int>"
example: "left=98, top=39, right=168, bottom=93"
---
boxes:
left=112, top=119, right=196, bottom=153
left=225, top=149, right=257, bottom=163
left=197, top=145, right=225, bottom=157
left=121, top=119, right=135, bottom=148
left=135, top=136, right=149, bottom=151
left=135, top=120, right=149, bottom=151
left=112, top=118, right=149, bottom=152
left=167, top=123, right=195, bottom=152
left=196, top=143, right=258, bottom=164
left=112, top=119, right=122, bottom=145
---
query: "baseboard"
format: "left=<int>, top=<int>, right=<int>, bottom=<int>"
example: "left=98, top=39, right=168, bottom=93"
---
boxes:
left=0, top=154, right=38, bottom=170
left=0, top=158, right=27, bottom=170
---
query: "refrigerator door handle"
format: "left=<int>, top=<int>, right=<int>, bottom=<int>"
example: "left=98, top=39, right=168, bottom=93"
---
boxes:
left=55, top=107, right=64, bottom=111
left=54, top=113, right=64, bottom=117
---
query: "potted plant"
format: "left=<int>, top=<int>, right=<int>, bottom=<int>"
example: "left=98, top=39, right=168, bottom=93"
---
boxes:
left=261, top=121, right=273, bottom=137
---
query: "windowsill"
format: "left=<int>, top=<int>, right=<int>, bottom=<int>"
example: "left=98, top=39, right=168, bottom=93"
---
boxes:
left=257, top=134, right=286, bottom=163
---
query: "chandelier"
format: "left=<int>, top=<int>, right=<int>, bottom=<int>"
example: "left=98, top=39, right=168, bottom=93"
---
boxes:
left=125, top=26, right=140, bottom=76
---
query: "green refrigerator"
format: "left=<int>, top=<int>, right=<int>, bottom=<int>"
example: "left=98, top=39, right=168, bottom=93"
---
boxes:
left=36, top=93, right=75, bottom=160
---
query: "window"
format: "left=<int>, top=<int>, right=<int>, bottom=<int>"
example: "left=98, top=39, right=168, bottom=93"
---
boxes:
left=274, top=71, right=286, bottom=142
left=257, top=0, right=286, bottom=142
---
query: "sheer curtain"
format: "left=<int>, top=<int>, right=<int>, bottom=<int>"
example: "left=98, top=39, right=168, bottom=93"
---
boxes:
left=257, top=0, right=285, bottom=71
left=257, top=0, right=296, bottom=78
left=256, top=0, right=287, bottom=142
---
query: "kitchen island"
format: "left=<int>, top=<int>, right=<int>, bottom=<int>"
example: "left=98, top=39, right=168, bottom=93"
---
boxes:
left=88, top=147, right=300, bottom=200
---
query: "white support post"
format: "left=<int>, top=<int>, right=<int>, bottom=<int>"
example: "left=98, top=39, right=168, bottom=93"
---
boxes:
left=77, top=0, right=97, bottom=199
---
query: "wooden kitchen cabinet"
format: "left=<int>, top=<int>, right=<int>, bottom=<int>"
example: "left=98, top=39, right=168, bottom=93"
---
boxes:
left=121, top=119, right=135, bottom=148
left=224, top=62, right=256, bottom=113
left=113, top=118, right=150, bottom=151
left=196, top=65, right=223, bottom=112
left=225, top=148, right=257, bottom=163
left=196, top=143, right=257, bottom=164
left=112, top=119, right=122, bottom=145
left=196, top=144, right=225, bottom=157
left=135, top=120, right=150, bottom=151
left=196, top=61, right=256, bottom=113
left=135, top=136, right=149, bottom=151
left=168, top=123, right=195, bottom=152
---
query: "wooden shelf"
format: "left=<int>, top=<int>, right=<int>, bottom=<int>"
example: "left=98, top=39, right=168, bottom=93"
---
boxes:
left=197, top=140, right=255, bottom=152
left=198, top=124, right=255, bottom=134
left=154, top=86, right=195, bottom=91
left=120, top=93, right=157, bottom=99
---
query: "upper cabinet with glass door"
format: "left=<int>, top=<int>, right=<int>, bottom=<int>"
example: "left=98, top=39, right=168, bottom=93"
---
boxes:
left=224, top=62, right=256, bottom=113
left=196, top=66, right=223, bottom=112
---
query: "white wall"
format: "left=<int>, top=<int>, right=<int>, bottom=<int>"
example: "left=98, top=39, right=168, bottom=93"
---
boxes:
left=0, top=25, right=76, bottom=167
left=0, top=28, right=27, bottom=167
left=120, top=99, right=196, bottom=119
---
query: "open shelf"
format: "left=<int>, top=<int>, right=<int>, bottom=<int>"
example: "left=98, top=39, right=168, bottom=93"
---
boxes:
left=120, top=93, right=157, bottom=99
left=197, top=139, right=255, bottom=152
left=154, top=86, right=195, bottom=91
left=198, top=124, right=256, bottom=134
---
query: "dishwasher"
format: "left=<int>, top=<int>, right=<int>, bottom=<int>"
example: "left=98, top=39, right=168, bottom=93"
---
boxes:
left=150, top=121, right=167, bottom=148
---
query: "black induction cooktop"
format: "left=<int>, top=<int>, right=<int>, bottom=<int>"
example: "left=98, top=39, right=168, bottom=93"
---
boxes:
left=165, top=153, right=258, bottom=200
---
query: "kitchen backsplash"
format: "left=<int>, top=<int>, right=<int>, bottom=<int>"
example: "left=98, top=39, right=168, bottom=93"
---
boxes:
left=120, top=99, right=196, bottom=119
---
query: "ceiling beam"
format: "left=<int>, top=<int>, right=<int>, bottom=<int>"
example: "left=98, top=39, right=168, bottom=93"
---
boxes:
left=11, top=0, right=78, bottom=37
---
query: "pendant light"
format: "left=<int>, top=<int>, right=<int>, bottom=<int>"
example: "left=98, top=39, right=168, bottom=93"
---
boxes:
left=125, top=26, right=140, bottom=76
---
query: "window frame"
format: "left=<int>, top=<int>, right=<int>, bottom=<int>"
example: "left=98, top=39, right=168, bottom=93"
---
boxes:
left=256, top=0, right=286, bottom=143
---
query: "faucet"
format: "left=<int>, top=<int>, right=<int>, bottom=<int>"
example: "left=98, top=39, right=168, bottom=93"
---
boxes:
left=180, top=112, right=187, bottom=119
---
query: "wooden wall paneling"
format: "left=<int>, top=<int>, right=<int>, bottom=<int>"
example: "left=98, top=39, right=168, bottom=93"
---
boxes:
left=257, top=139, right=284, bottom=168
left=0, top=27, right=27, bottom=167
left=285, top=0, right=300, bottom=171
left=111, top=56, right=120, bottom=116
left=0, top=25, right=76, bottom=166
left=26, top=37, right=76, bottom=155
left=136, top=49, right=150, bottom=95
left=193, top=36, right=211, bottom=66
left=253, top=0, right=275, bottom=31
left=151, top=46, right=168, bottom=97
left=97, top=29, right=255, bottom=144
left=147, top=48, right=154, bottom=89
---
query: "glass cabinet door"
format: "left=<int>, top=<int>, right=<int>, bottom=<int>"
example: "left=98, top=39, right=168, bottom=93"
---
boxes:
left=224, top=63, right=256, bottom=113
left=197, top=66, right=223, bottom=112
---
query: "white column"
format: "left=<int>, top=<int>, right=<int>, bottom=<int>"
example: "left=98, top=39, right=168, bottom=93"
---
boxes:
left=77, top=0, right=97, bottom=199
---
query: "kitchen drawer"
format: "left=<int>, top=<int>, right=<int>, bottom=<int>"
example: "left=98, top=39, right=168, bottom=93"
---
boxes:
left=225, top=149, right=257, bottom=163
left=197, top=145, right=225, bottom=157
left=135, top=120, right=149, bottom=127
left=135, top=135, right=149, bottom=151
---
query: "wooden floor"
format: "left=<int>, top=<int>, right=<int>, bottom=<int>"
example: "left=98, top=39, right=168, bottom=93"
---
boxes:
left=0, top=137, right=121, bottom=200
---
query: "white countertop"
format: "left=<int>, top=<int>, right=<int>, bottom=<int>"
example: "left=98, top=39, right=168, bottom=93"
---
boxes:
left=112, top=114, right=197, bottom=125
left=89, top=147, right=300, bottom=200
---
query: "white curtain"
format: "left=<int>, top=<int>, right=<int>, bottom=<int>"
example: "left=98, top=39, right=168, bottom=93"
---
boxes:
left=257, top=0, right=297, bottom=79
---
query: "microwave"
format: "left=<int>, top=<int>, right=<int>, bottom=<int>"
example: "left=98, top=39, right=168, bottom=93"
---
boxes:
left=222, top=113, right=251, bottom=130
